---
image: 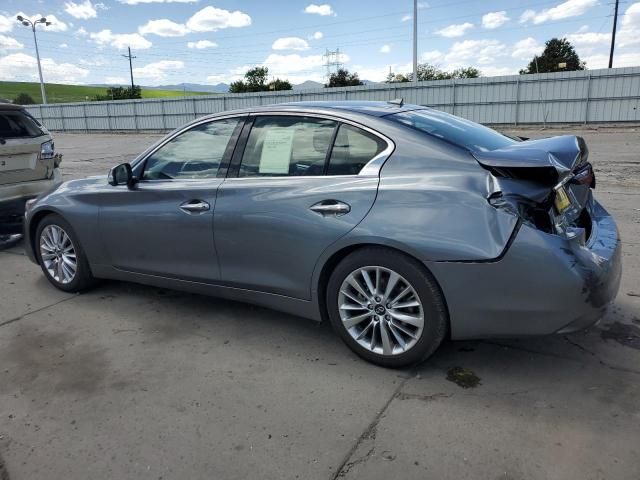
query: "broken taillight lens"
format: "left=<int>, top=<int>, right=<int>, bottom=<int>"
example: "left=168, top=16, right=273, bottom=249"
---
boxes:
left=571, top=162, right=595, bottom=188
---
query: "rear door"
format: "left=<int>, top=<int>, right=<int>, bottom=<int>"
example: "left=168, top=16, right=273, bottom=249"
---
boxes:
left=99, top=116, right=244, bottom=281
left=214, top=114, right=392, bottom=299
left=0, top=109, right=51, bottom=186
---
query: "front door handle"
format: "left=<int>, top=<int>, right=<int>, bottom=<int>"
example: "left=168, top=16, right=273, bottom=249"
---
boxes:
left=310, top=200, right=351, bottom=216
left=179, top=200, right=210, bottom=214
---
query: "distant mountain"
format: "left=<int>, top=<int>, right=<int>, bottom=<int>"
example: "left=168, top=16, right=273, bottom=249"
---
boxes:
left=292, top=80, right=324, bottom=90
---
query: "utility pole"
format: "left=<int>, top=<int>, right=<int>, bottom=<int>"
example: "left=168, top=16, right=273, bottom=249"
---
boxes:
left=608, top=0, right=619, bottom=68
left=122, top=46, right=136, bottom=88
left=16, top=15, right=50, bottom=104
left=413, top=0, right=418, bottom=84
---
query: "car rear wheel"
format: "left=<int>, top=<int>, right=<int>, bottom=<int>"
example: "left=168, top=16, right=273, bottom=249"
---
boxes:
left=36, top=214, right=96, bottom=293
left=327, top=248, right=447, bottom=368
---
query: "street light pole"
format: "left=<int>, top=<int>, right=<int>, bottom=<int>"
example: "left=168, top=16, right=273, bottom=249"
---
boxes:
left=412, top=0, right=418, bottom=85
left=17, top=15, right=51, bottom=105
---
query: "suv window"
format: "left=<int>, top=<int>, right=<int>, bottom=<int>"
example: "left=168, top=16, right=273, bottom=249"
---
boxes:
left=143, top=118, right=241, bottom=180
left=327, top=124, right=387, bottom=175
left=0, top=111, right=44, bottom=139
left=388, top=109, right=515, bottom=153
left=239, top=116, right=337, bottom=177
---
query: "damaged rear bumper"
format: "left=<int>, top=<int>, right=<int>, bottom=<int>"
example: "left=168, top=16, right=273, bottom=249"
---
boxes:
left=427, top=198, right=622, bottom=339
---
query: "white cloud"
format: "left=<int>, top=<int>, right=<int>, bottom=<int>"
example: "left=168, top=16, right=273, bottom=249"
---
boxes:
left=0, top=34, right=23, bottom=51
left=584, top=51, right=640, bottom=68
left=519, top=0, right=597, bottom=24
left=59, top=43, right=69, bottom=48
left=90, top=29, right=152, bottom=49
left=205, top=73, right=228, bottom=83
left=444, top=39, right=506, bottom=65
left=618, top=2, right=640, bottom=47
left=118, top=0, right=197, bottom=4
left=64, top=1, right=99, bottom=20
left=482, top=11, right=509, bottom=29
left=105, top=76, right=127, bottom=84
left=565, top=31, right=610, bottom=47
left=186, top=6, right=251, bottom=32
left=401, top=14, right=412, bottom=22
left=304, top=4, right=336, bottom=16
left=380, top=44, right=390, bottom=53
left=435, top=22, right=473, bottom=38
left=311, top=31, right=323, bottom=40
left=139, top=19, right=189, bottom=37
left=0, top=14, right=14, bottom=33
left=187, top=39, right=217, bottom=49
left=511, top=37, right=543, bottom=60
left=75, top=26, right=88, bottom=37
left=272, top=37, right=310, bottom=51
left=421, top=50, right=443, bottom=62
left=480, top=66, right=518, bottom=76
left=0, top=52, right=89, bottom=83
left=133, top=60, right=184, bottom=82
left=79, top=56, right=108, bottom=66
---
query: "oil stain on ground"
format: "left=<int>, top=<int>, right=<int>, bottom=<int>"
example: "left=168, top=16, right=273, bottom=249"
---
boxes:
left=446, top=366, right=481, bottom=389
left=601, top=322, right=640, bottom=350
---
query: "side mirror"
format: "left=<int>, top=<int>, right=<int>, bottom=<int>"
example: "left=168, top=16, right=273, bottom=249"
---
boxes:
left=108, top=163, right=135, bottom=188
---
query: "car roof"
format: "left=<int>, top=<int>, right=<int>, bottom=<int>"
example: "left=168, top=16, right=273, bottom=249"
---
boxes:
left=0, top=103, right=27, bottom=112
left=214, top=101, right=427, bottom=119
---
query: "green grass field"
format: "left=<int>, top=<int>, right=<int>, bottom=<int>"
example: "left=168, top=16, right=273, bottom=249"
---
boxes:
left=0, top=81, right=212, bottom=104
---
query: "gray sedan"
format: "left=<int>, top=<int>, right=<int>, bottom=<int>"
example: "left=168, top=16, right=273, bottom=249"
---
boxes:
left=23, top=101, right=621, bottom=367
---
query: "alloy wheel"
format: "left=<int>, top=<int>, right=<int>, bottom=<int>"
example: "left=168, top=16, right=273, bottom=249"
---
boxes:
left=338, top=266, right=424, bottom=356
left=40, top=224, right=77, bottom=284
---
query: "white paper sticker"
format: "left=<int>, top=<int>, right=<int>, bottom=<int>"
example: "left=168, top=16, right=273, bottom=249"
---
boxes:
left=259, top=128, right=294, bottom=174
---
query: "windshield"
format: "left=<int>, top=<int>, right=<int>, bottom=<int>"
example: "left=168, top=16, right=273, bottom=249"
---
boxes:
left=388, top=108, right=516, bottom=153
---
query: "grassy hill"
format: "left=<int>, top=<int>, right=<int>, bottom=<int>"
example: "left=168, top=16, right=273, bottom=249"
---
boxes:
left=0, top=81, right=212, bottom=104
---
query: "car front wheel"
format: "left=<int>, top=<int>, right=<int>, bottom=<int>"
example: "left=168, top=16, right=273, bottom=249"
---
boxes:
left=35, top=214, right=96, bottom=293
left=327, top=248, right=448, bottom=368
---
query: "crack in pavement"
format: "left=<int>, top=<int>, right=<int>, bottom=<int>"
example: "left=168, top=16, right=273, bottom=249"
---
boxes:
left=0, top=295, right=79, bottom=328
left=480, top=339, right=640, bottom=376
left=332, top=376, right=409, bottom=479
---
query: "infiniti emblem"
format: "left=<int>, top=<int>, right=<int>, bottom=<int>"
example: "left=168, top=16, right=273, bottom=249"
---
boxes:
left=374, top=305, right=386, bottom=315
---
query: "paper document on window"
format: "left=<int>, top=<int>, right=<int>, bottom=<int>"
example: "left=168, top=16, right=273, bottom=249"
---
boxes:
left=259, top=128, right=294, bottom=174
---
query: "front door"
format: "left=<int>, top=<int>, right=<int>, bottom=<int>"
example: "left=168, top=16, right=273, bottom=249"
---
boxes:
left=99, top=117, right=244, bottom=281
left=214, top=115, right=391, bottom=299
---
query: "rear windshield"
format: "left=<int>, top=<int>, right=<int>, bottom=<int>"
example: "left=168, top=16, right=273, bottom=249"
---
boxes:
left=0, top=111, right=44, bottom=139
left=388, top=109, right=515, bottom=153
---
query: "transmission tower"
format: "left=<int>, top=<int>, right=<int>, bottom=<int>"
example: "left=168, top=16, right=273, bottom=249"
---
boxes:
left=323, top=48, right=343, bottom=82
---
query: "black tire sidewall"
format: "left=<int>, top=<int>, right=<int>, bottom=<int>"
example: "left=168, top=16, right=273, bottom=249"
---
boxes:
left=35, top=213, right=93, bottom=293
left=326, top=248, right=447, bottom=368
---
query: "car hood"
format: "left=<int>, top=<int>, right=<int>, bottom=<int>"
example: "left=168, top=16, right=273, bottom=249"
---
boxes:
left=473, top=135, right=588, bottom=176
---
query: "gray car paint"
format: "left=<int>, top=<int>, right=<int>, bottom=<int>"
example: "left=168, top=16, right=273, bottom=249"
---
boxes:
left=24, top=102, right=621, bottom=339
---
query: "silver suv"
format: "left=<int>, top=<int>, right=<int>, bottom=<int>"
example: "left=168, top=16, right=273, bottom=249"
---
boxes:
left=0, top=103, right=62, bottom=235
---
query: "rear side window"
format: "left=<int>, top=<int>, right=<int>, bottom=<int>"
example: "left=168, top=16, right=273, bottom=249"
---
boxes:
left=0, top=111, right=44, bottom=138
left=327, top=124, right=387, bottom=175
left=388, top=109, right=515, bottom=153
left=239, top=116, right=337, bottom=177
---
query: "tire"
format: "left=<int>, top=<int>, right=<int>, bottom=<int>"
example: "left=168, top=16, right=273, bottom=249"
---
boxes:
left=326, top=247, right=448, bottom=368
left=35, top=213, right=96, bottom=293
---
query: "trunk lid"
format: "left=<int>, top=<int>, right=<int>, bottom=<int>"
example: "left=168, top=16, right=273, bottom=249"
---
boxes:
left=0, top=109, right=53, bottom=186
left=475, top=135, right=594, bottom=237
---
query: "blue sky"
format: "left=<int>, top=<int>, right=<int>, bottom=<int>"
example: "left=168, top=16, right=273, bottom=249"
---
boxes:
left=1, top=0, right=639, bottom=86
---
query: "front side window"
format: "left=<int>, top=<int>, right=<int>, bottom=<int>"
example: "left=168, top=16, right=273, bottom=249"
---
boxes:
left=388, top=109, right=515, bottom=153
left=143, top=118, right=241, bottom=180
left=327, top=124, right=387, bottom=175
left=239, top=116, right=337, bottom=177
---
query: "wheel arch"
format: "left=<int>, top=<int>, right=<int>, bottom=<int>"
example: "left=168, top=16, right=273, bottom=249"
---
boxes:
left=315, top=241, right=450, bottom=334
left=28, top=208, right=61, bottom=264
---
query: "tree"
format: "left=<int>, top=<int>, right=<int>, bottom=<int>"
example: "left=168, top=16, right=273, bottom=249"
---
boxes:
left=326, top=69, right=364, bottom=87
left=229, top=66, right=292, bottom=93
left=520, top=38, right=585, bottom=74
left=14, top=93, right=36, bottom=105
left=386, top=63, right=480, bottom=83
left=95, top=85, right=142, bottom=101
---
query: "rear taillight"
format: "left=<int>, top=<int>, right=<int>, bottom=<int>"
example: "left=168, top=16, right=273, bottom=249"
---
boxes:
left=40, top=140, right=55, bottom=160
left=571, top=162, right=595, bottom=188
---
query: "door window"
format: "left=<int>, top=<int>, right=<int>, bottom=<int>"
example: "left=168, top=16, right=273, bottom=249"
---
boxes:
left=327, top=124, right=387, bottom=175
left=238, top=116, right=337, bottom=177
left=143, top=118, right=241, bottom=180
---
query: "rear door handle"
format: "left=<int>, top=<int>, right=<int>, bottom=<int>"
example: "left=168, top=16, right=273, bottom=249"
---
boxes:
left=310, top=200, right=351, bottom=216
left=179, top=200, right=210, bottom=214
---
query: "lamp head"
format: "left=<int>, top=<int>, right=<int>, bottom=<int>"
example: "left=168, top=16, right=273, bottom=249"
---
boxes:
left=16, top=15, right=24, bottom=21
left=22, top=21, right=30, bottom=26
